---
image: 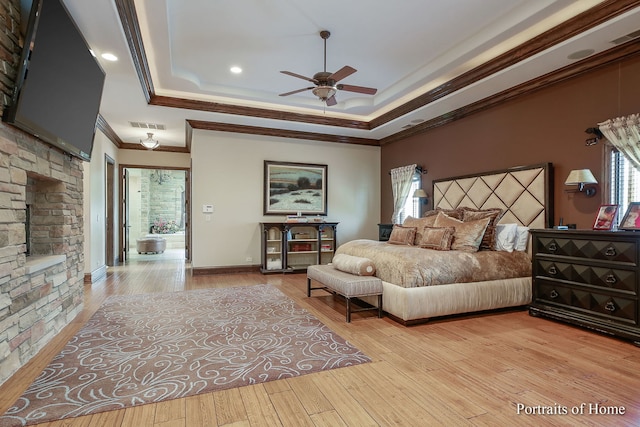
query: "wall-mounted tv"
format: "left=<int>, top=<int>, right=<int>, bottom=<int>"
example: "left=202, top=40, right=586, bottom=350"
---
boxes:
left=3, top=0, right=105, bottom=162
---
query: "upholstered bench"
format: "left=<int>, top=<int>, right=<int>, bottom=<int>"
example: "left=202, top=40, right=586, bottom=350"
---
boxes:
left=136, top=237, right=167, bottom=254
left=307, top=264, right=383, bottom=322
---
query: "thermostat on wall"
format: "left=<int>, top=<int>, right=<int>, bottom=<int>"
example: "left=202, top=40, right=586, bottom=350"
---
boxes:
left=202, top=204, right=213, bottom=213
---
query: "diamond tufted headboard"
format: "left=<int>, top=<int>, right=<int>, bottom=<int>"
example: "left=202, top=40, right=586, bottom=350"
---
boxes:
left=432, top=163, right=554, bottom=229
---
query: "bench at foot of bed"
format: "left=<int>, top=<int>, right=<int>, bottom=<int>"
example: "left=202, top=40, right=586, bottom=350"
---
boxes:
left=307, top=264, right=383, bottom=323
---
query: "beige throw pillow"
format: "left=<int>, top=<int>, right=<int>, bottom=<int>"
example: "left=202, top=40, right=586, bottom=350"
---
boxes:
left=461, top=207, right=504, bottom=250
left=403, top=216, right=437, bottom=245
left=388, top=225, right=417, bottom=245
left=433, top=212, right=490, bottom=252
left=417, top=226, right=455, bottom=250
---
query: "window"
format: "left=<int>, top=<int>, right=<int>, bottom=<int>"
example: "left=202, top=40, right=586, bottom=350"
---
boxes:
left=398, top=173, right=421, bottom=223
left=609, top=147, right=640, bottom=223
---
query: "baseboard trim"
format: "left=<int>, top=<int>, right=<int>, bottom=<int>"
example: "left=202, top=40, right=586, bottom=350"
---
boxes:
left=192, top=265, right=261, bottom=275
left=84, top=265, right=108, bottom=284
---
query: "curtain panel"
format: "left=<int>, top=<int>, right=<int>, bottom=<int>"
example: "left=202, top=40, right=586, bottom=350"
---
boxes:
left=390, top=164, right=417, bottom=224
left=599, top=113, right=640, bottom=170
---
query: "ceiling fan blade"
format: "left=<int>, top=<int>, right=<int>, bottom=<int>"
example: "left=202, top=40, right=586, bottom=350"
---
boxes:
left=279, top=87, right=314, bottom=97
left=337, top=84, right=377, bottom=95
left=280, top=71, right=318, bottom=84
left=329, top=66, right=356, bottom=82
left=325, top=95, right=337, bottom=106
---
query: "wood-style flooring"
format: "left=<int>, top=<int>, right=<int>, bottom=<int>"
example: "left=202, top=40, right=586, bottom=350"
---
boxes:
left=1, top=256, right=639, bottom=426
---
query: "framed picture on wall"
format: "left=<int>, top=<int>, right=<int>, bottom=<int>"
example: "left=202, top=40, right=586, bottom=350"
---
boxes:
left=263, top=161, right=328, bottom=215
left=592, top=204, right=618, bottom=230
left=619, top=202, right=640, bottom=230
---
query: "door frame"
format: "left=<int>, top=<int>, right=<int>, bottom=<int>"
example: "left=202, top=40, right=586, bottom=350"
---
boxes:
left=105, top=155, right=116, bottom=266
left=118, top=164, right=192, bottom=262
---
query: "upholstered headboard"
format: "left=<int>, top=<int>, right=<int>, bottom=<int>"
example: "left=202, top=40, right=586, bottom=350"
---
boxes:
left=432, top=163, right=553, bottom=229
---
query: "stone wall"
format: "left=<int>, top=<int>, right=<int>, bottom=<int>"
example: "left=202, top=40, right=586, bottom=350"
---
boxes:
left=0, top=0, right=85, bottom=385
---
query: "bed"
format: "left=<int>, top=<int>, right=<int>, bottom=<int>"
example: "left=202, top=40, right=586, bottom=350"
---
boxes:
left=335, top=163, right=553, bottom=324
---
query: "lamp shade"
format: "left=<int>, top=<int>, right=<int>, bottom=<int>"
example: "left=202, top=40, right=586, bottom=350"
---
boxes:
left=413, top=189, right=428, bottom=198
left=565, top=169, right=598, bottom=185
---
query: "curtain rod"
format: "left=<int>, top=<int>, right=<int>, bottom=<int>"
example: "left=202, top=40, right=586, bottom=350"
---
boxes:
left=388, top=166, right=427, bottom=175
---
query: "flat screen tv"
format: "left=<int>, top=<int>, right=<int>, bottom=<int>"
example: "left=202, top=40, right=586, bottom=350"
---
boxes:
left=3, top=0, right=105, bottom=162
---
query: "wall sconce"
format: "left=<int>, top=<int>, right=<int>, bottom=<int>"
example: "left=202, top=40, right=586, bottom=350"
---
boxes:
left=413, top=188, right=429, bottom=216
left=413, top=188, right=428, bottom=200
left=565, top=169, right=598, bottom=197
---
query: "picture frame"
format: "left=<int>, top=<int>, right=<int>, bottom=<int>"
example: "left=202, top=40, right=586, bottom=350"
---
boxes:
left=264, top=161, right=327, bottom=215
left=619, top=202, right=640, bottom=230
left=593, top=204, right=618, bottom=231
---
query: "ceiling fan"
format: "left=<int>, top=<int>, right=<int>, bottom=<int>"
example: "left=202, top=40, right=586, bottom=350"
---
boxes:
left=279, top=30, right=377, bottom=106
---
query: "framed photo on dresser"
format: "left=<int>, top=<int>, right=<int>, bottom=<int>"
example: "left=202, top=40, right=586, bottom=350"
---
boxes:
left=593, top=204, right=618, bottom=230
left=619, top=202, right=640, bottom=230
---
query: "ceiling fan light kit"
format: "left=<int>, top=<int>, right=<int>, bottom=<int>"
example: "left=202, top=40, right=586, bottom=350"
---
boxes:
left=280, top=30, right=377, bottom=106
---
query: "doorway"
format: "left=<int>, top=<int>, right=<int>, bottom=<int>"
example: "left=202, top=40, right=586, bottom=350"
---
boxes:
left=120, top=166, right=190, bottom=262
left=105, top=155, right=115, bottom=266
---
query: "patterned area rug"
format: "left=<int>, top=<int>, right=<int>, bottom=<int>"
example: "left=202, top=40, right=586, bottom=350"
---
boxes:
left=0, top=284, right=369, bottom=426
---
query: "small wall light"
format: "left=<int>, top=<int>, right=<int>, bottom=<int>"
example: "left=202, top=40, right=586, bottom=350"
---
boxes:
left=565, top=169, right=598, bottom=197
left=413, top=188, right=428, bottom=199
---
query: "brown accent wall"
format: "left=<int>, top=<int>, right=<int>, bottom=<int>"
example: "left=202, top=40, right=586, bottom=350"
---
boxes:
left=381, top=55, right=640, bottom=229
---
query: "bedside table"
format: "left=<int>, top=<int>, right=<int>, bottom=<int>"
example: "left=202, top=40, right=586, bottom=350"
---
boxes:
left=530, top=229, right=640, bottom=345
left=378, top=224, right=393, bottom=241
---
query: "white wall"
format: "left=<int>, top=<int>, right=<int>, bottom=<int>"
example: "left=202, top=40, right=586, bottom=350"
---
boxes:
left=118, top=149, right=191, bottom=168
left=191, top=131, right=380, bottom=269
left=84, top=130, right=119, bottom=276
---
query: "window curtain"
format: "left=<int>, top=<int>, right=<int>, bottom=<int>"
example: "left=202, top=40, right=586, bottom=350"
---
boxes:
left=390, top=164, right=417, bottom=224
left=599, top=113, right=640, bottom=170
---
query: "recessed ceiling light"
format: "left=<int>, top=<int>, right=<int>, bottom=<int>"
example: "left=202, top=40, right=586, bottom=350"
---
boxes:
left=101, top=52, right=118, bottom=61
left=230, top=66, right=242, bottom=74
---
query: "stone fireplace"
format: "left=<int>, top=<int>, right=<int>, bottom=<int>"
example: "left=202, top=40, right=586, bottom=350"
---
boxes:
left=0, top=0, right=85, bottom=385
left=0, top=124, right=86, bottom=385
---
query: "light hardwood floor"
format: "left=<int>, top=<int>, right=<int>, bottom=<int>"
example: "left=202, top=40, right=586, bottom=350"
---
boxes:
left=1, top=257, right=640, bottom=426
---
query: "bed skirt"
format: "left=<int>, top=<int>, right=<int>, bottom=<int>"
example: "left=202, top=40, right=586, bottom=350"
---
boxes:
left=361, top=277, right=532, bottom=323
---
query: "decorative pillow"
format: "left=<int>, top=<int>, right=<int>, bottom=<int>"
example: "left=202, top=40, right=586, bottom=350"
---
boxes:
left=433, top=212, right=490, bottom=252
left=331, top=254, right=376, bottom=276
left=515, top=226, right=530, bottom=251
left=388, top=225, right=417, bottom=245
left=417, top=226, right=455, bottom=250
left=494, top=223, right=518, bottom=252
left=403, top=216, right=437, bottom=244
left=423, top=207, right=464, bottom=220
left=461, top=207, right=504, bottom=250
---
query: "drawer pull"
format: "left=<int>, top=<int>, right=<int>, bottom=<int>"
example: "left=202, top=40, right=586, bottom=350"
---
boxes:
left=550, top=290, right=559, bottom=299
left=604, top=301, right=616, bottom=312
left=548, top=266, right=557, bottom=275
left=604, top=247, right=617, bottom=257
left=548, top=242, right=558, bottom=253
left=605, top=274, right=617, bottom=285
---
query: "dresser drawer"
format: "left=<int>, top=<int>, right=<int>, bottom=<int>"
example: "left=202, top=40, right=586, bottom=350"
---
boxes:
left=535, top=259, right=637, bottom=294
left=535, top=237, right=637, bottom=265
left=535, top=281, right=638, bottom=325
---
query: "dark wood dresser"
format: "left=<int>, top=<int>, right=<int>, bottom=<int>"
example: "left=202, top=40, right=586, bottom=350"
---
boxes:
left=530, top=229, right=640, bottom=345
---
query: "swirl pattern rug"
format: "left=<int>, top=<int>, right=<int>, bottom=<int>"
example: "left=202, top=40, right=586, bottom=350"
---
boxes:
left=0, top=284, right=370, bottom=426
